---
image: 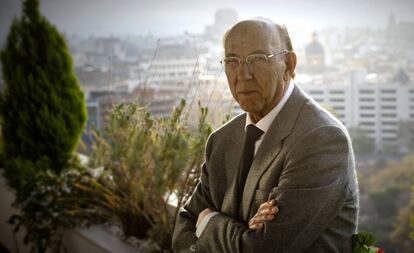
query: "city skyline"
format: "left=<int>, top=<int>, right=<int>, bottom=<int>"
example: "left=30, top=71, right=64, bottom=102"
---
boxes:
left=1, top=0, right=414, bottom=42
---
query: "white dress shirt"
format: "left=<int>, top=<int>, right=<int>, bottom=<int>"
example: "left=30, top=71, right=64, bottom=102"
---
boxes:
left=245, top=82, right=294, bottom=155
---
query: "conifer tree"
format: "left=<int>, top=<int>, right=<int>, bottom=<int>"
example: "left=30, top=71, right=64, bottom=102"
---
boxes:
left=0, top=0, right=87, bottom=198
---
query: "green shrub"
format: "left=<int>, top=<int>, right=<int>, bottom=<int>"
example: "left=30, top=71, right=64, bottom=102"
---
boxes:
left=0, top=123, right=3, bottom=168
left=0, top=0, right=87, bottom=252
left=9, top=162, right=103, bottom=253
left=80, top=100, right=212, bottom=252
left=0, top=0, right=87, bottom=201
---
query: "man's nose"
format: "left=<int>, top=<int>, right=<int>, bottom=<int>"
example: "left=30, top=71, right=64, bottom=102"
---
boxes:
left=237, top=61, right=253, bottom=80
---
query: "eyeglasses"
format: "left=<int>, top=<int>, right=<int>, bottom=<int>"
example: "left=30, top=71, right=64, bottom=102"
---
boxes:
left=220, top=49, right=289, bottom=72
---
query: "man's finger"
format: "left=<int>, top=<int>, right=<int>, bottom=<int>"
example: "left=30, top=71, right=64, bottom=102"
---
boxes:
left=258, top=199, right=277, bottom=211
left=259, top=199, right=274, bottom=208
left=259, top=206, right=279, bottom=216
left=249, top=213, right=275, bottom=226
left=258, top=214, right=275, bottom=222
left=258, top=200, right=275, bottom=214
left=248, top=199, right=279, bottom=229
left=258, top=207, right=272, bottom=216
left=249, top=222, right=264, bottom=230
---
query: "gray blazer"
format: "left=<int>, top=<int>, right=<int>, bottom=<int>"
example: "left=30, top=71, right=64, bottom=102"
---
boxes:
left=172, top=84, right=359, bottom=253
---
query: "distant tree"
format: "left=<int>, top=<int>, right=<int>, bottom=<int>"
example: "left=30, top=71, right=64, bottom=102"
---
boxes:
left=390, top=184, right=414, bottom=253
left=349, top=127, right=375, bottom=156
left=362, top=187, right=403, bottom=252
left=368, top=155, right=414, bottom=192
left=397, top=120, right=414, bottom=154
left=360, top=154, right=414, bottom=252
left=0, top=0, right=86, bottom=200
left=411, top=180, right=414, bottom=241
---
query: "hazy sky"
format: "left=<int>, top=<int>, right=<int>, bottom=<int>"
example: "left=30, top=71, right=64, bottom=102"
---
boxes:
left=1, top=0, right=414, bottom=40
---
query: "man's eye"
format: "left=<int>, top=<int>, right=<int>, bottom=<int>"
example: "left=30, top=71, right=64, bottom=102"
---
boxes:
left=249, top=55, right=266, bottom=63
left=225, top=58, right=239, bottom=64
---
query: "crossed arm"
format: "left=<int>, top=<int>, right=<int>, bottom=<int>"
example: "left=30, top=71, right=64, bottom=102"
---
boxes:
left=197, top=200, right=278, bottom=232
left=172, top=126, right=350, bottom=253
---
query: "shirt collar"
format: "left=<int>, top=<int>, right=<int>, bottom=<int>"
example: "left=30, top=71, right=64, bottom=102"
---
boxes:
left=245, top=82, right=294, bottom=133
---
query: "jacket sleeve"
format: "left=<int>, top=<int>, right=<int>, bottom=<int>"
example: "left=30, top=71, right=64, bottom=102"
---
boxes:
left=172, top=133, right=216, bottom=253
left=194, top=126, right=352, bottom=253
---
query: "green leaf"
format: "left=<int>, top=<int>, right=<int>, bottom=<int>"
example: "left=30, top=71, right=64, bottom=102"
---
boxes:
left=352, top=231, right=379, bottom=253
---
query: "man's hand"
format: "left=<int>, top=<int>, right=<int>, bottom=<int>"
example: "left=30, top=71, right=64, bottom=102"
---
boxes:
left=197, top=208, right=215, bottom=227
left=248, top=199, right=279, bottom=230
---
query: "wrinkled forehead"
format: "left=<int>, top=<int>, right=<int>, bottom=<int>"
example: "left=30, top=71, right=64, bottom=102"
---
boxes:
left=224, top=20, right=282, bottom=54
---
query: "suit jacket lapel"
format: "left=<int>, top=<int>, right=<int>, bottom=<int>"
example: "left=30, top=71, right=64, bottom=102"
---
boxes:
left=221, top=117, right=245, bottom=217
left=240, top=84, right=308, bottom=221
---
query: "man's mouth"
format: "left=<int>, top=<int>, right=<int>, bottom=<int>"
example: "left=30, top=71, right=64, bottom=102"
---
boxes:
left=238, top=90, right=258, bottom=96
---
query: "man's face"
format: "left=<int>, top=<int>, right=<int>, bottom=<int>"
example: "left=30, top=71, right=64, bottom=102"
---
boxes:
left=224, top=21, right=287, bottom=120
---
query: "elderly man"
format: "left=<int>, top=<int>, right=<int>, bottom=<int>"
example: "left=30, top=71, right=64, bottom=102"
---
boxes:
left=172, top=18, right=359, bottom=252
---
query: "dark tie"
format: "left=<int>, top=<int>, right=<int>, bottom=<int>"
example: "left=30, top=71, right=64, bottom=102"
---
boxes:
left=238, top=124, right=264, bottom=209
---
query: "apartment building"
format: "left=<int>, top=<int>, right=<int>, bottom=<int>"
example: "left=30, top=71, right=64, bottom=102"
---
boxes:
left=299, top=82, right=414, bottom=152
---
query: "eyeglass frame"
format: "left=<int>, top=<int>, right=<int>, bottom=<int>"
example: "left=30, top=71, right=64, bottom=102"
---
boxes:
left=220, top=49, right=290, bottom=72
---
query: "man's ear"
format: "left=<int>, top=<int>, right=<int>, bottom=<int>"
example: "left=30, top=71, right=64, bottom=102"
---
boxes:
left=285, top=52, right=297, bottom=78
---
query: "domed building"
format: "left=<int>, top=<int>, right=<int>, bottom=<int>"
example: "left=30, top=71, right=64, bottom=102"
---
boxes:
left=305, top=32, right=325, bottom=67
left=204, top=9, right=238, bottom=42
left=393, top=67, right=410, bottom=85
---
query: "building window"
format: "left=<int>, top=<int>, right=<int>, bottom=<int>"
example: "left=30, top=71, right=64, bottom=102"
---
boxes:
left=360, top=97, right=375, bottom=102
left=381, top=105, right=397, bottom=110
left=380, top=89, right=396, bottom=94
left=333, top=106, right=345, bottom=110
left=382, top=129, right=397, bottom=134
left=360, top=122, right=375, bottom=126
left=381, top=97, right=397, bottom=102
left=360, top=89, right=375, bottom=94
left=383, top=137, right=397, bottom=142
left=382, top=121, right=397, bottom=125
left=360, top=114, right=375, bottom=118
left=381, top=113, right=396, bottom=118
left=329, top=90, right=344, bottom=94
left=310, top=90, right=324, bottom=95
left=360, top=106, right=375, bottom=110
left=330, top=98, right=345, bottom=102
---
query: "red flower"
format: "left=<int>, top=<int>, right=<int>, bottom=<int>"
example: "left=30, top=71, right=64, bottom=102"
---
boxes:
left=375, top=249, right=385, bottom=253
